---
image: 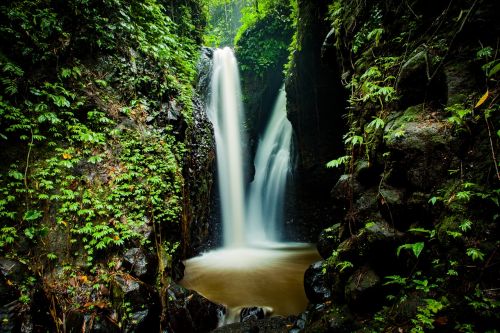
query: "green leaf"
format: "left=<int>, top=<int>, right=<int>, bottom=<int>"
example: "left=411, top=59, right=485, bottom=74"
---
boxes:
left=8, top=170, right=24, bottom=180
left=384, top=275, right=407, bottom=286
left=345, top=135, right=364, bottom=146
left=326, top=155, right=350, bottom=168
left=412, top=242, right=425, bottom=258
left=459, top=219, right=473, bottom=232
left=397, top=242, right=425, bottom=258
left=488, top=62, right=500, bottom=77
left=24, top=227, right=35, bottom=239
left=24, top=210, right=43, bottom=221
left=466, top=248, right=485, bottom=261
left=365, top=117, right=385, bottom=133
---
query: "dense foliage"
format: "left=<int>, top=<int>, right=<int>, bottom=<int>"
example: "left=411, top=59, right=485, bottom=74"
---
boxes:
left=0, top=0, right=205, bottom=327
left=318, top=0, right=500, bottom=332
left=235, top=0, right=294, bottom=75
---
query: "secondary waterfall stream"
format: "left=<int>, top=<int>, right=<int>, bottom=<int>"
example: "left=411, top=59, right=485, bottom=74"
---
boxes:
left=181, top=47, right=319, bottom=325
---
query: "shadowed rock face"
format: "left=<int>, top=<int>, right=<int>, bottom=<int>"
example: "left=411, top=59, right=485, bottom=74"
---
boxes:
left=285, top=0, right=346, bottom=242
left=165, top=283, right=225, bottom=333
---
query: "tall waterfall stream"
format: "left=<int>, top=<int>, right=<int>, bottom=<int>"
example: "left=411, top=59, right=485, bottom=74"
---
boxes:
left=180, top=48, right=319, bottom=325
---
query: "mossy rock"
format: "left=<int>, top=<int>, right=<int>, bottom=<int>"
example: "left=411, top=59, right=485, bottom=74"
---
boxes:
left=335, top=221, right=404, bottom=270
left=317, top=223, right=345, bottom=259
left=385, top=105, right=451, bottom=151
left=303, top=304, right=355, bottom=333
left=384, top=105, right=458, bottom=191
left=396, top=49, right=447, bottom=108
left=344, top=266, right=382, bottom=311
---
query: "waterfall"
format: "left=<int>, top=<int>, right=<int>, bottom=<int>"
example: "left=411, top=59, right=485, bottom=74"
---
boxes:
left=247, top=86, right=293, bottom=244
left=208, top=47, right=247, bottom=248
left=182, top=50, right=316, bottom=325
left=208, top=48, right=293, bottom=247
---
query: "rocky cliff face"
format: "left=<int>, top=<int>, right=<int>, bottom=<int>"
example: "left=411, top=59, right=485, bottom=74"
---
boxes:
left=0, top=0, right=221, bottom=331
left=295, top=0, right=500, bottom=331
left=285, top=0, right=347, bottom=241
left=182, top=47, right=218, bottom=257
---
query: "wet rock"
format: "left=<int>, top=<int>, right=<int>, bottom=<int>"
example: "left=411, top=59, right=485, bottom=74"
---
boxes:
left=65, top=310, right=120, bottom=333
left=377, top=186, right=408, bottom=230
left=285, top=0, right=346, bottom=243
left=0, top=259, right=26, bottom=285
left=293, top=311, right=308, bottom=331
left=212, top=316, right=291, bottom=333
left=396, top=49, right=447, bottom=108
left=444, top=61, right=479, bottom=106
left=165, top=283, right=224, bottom=333
left=355, top=188, right=380, bottom=220
left=304, top=304, right=355, bottom=333
left=110, top=273, right=160, bottom=332
left=331, top=175, right=363, bottom=204
left=336, top=221, right=403, bottom=270
left=317, top=223, right=344, bottom=259
left=304, top=261, right=332, bottom=303
left=384, top=105, right=457, bottom=191
left=122, top=248, right=157, bottom=282
left=0, top=276, right=54, bottom=333
left=345, top=266, right=382, bottom=311
left=355, top=159, right=383, bottom=187
left=196, top=47, right=214, bottom=96
left=240, top=306, right=272, bottom=322
left=182, top=94, right=217, bottom=256
left=91, top=313, right=121, bottom=333
left=0, top=259, right=29, bottom=332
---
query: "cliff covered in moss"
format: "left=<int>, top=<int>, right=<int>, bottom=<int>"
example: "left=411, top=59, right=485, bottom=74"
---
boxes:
left=286, top=0, right=500, bottom=331
left=0, top=0, right=217, bottom=331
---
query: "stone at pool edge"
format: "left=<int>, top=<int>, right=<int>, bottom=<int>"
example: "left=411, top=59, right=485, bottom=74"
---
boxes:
left=165, top=282, right=225, bottom=333
left=304, top=260, right=333, bottom=304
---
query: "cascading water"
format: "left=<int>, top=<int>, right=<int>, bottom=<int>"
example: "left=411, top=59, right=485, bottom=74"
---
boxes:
left=208, top=47, right=247, bottom=248
left=246, top=86, right=293, bottom=243
left=181, top=48, right=319, bottom=325
left=209, top=48, right=292, bottom=246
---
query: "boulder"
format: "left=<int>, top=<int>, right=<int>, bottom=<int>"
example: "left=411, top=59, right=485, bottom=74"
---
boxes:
left=0, top=258, right=54, bottom=332
left=317, top=223, right=344, bottom=259
left=336, top=221, right=403, bottom=271
left=304, top=261, right=332, bottom=303
left=355, top=188, right=380, bottom=221
left=240, top=306, right=273, bottom=322
left=396, top=49, right=447, bottom=108
left=331, top=175, right=363, bottom=204
left=303, top=304, right=355, bottom=333
left=384, top=105, right=458, bottom=191
left=122, top=248, right=157, bottom=282
left=344, top=266, right=382, bottom=311
left=211, top=316, right=291, bottom=333
left=110, top=274, right=160, bottom=332
left=65, top=310, right=120, bottom=333
left=377, top=186, right=408, bottom=230
left=165, top=283, right=224, bottom=333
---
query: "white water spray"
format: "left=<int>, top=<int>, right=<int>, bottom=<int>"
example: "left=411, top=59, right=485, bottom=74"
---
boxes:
left=208, top=47, right=246, bottom=247
left=246, top=86, right=293, bottom=244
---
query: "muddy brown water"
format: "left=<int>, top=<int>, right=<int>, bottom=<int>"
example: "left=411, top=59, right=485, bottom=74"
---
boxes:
left=180, top=243, right=320, bottom=323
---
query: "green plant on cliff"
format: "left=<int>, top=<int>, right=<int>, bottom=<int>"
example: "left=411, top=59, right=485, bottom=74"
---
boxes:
left=234, top=0, right=294, bottom=76
left=0, top=2, right=205, bottom=322
left=320, top=1, right=500, bottom=332
left=325, top=3, right=401, bottom=173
